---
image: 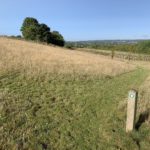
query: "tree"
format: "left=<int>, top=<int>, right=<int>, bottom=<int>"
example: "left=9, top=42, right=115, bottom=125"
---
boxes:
left=51, top=31, right=65, bottom=46
left=36, top=24, right=51, bottom=43
left=21, top=17, right=39, bottom=40
left=21, top=17, right=65, bottom=46
left=137, top=41, right=150, bottom=54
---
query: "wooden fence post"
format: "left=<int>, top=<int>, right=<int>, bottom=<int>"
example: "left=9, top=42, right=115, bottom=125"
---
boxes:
left=126, top=89, right=138, bottom=132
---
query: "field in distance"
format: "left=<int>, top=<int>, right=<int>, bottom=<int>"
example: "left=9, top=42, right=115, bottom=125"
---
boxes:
left=0, top=38, right=135, bottom=76
left=0, top=38, right=150, bottom=150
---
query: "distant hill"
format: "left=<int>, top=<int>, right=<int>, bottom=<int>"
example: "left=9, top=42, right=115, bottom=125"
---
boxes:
left=67, top=39, right=149, bottom=45
left=66, top=39, right=150, bottom=54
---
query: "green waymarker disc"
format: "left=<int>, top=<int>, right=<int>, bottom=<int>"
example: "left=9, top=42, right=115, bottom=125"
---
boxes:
left=130, top=94, right=134, bottom=98
left=128, top=90, right=137, bottom=100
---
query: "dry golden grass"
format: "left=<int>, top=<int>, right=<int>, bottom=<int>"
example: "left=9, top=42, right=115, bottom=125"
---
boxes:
left=0, top=37, right=150, bottom=149
left=0, top=38, right=149, bottom=113
left=0, top=37, right=135, bottom=76
left=138, top=75, right=150, bottom=123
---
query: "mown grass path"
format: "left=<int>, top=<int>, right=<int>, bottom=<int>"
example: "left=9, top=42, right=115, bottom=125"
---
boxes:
left=0, top=69, right=149, bottom=150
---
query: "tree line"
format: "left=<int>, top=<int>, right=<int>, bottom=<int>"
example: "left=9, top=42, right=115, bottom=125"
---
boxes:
left=21, top=17, right=65, bottom=46
left=66, top=40, right=150, bottom=54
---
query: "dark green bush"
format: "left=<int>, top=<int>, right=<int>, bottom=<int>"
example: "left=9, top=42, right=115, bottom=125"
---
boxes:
left=21, top=17, right=39, bottom=40
left=21, top=17, right=65, bottom=46
left=50, top=31, right=65, bottom=46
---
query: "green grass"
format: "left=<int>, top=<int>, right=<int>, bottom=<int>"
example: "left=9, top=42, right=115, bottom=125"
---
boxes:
left=0, top=69, right=150, bottom=150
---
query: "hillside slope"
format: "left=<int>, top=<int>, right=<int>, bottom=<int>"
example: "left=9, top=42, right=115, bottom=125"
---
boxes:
left=0, top=38, right=150, bottom=150
left=0, top=38, right=135, bottom=76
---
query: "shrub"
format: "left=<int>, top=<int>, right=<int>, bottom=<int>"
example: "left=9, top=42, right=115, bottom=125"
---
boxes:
left=21, top=17, right=39, bottom=40
left=21, top=17, right=65, bottom=46
left=51, top=31, right=65, bottom=46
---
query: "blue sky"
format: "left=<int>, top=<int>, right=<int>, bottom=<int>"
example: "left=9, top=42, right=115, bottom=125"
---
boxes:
left=0, top=0, right=150, bottom=41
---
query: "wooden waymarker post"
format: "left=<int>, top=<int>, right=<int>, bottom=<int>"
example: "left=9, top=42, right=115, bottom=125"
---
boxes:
left=126, top=90, right=138, bottom=132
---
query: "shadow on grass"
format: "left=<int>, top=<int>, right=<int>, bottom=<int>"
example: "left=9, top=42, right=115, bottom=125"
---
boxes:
left=135, top=109, right=150, bottom=130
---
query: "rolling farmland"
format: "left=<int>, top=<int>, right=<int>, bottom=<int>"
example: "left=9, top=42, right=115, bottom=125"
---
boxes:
left=0, top=38, right=150, bottom=150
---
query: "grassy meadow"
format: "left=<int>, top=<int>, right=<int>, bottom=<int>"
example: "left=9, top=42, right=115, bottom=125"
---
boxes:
left=0, top=38, right=150, bottom=150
